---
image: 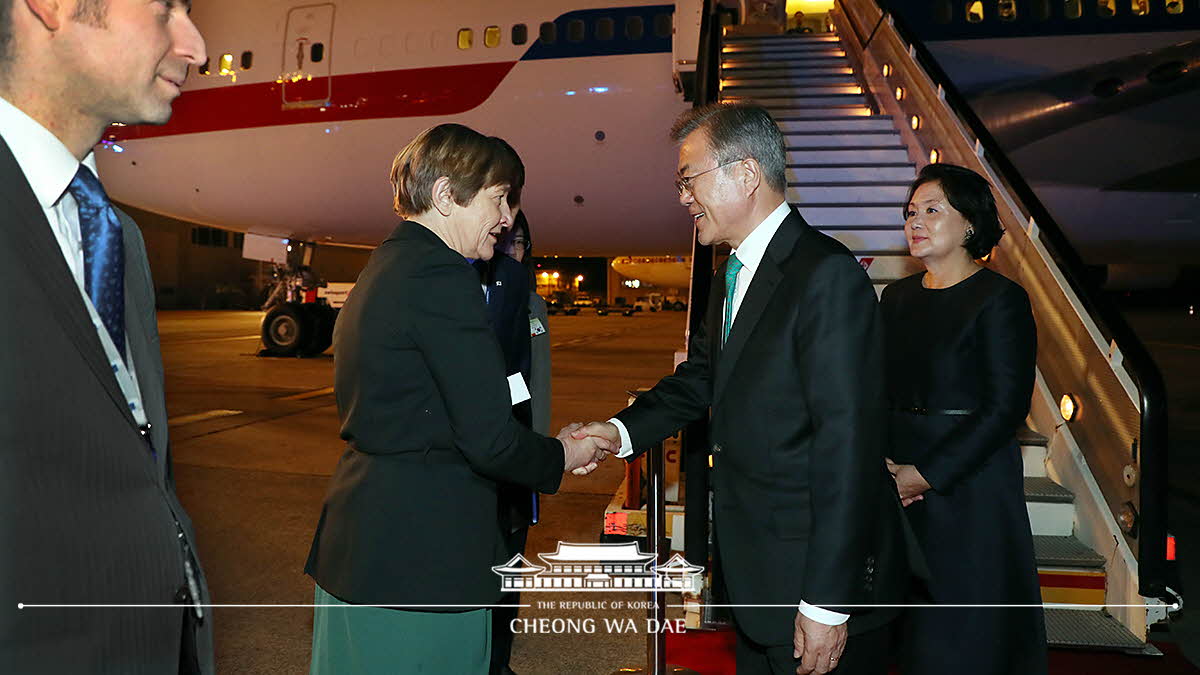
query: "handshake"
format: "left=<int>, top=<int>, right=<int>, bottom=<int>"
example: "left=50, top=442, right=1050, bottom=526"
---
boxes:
left=556, top=421, right=621, bottom=476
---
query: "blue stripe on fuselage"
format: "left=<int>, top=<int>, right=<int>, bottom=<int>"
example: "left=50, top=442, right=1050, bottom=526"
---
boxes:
left=520, top=5, right=673, bottom=60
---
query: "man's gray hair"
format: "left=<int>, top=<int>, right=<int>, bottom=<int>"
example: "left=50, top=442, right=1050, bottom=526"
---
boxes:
left=669, top=103, right=788, bottom=193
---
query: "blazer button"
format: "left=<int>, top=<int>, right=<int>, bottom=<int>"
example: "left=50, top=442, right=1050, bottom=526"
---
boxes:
left=174, top=585, right=192, bottom=605
left=712, top=444, right=722, bottom=454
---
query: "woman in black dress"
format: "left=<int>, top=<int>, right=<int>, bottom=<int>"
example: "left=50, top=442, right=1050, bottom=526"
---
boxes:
left=881, top=163, right=1047, bottom=674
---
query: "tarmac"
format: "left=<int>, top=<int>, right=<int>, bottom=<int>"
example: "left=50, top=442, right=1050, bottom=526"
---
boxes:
left=162, top=309, right=691, bottom=674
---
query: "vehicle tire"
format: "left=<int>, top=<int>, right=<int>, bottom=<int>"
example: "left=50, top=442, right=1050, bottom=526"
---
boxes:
left=673, top=301, right=686, bottom=311
left=261, top=303, right=311, bottom=356
left=301, top=305, right=336, bottom=356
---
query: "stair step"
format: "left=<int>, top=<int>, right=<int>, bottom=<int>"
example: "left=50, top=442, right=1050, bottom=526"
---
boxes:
left=723, top=44, right=845, bottom=55
left=722, top=75, right=857, bottom=87
left=1020, top=427, right=1052, bottom=477
left=769, top=108, right=875, bottom=119
left=1044, top=609, right=1147, bottom=652
left=785, top=133, right=903, bottom=149
left=724, top=94, right=867, bottom=108
left=1034, top=535, right=1106, bottom=568
left=1018, top=426, right=1050, bottom=446
left=725, top=84, right=864, bottom=97
left=722, top=64, right=853, bottom=77
left=787, top=148, right=910, bottom=164
left=788, top=184, right=909, bottom=204
left=722, top=56, right=849, bottom=68
left=724, top=34, right=840, bottom=44
left=788, top=164, right=915, bottom=181
left=824, top=229, right=909, bottom=253
left=796, top=204, right=903, bottom=226
left=1026, top=476, right=1075, bottom=537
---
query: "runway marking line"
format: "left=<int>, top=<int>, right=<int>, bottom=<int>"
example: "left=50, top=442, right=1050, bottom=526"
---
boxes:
left=169, top=409, right=245, bottom=426
left=278, top=386, right=335, bottom=401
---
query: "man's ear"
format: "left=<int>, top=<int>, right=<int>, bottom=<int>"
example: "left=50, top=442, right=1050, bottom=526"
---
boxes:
left=23, top=0, right=66, bottom=32
left=430, top=176, right=454, bottom=217
left=738, top=157, right=763, bottom=198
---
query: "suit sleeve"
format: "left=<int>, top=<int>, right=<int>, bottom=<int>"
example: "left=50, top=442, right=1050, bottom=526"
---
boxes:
left=613, top=276, right=717, bottom=458
left=916, top=283, right=1037, bottom=492
left=409, top=259, right=564, bottom=494
left=799, top=255, right=888, bottom=610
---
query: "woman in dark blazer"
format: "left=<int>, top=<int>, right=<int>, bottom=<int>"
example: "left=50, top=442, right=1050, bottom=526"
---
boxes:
left=304, top=124, right=609, bottom=674
left=881, top=163, right=1048, bottom=674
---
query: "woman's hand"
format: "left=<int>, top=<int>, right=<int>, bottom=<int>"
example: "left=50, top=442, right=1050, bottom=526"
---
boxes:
left=886, top=458, right=932, bottom=507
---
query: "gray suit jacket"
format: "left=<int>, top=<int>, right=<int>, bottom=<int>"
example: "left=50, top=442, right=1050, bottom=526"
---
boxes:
left=529, top=292, right=552, bottom=435
left=0, top=138, right=214, bottom=674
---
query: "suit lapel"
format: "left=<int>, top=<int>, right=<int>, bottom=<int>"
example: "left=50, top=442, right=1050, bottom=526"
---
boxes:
left=712, top=211, right=806, bottom=404
left=120, top=209, right=169, bottom=467
left=0, top=138, right=137, bottom=429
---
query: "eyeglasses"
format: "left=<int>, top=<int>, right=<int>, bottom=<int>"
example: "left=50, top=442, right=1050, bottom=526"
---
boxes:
left=675, top=159, right=746, bottom=196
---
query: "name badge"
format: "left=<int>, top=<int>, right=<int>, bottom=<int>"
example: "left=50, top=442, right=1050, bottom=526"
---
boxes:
left=530, top=317, right=546, bottom=337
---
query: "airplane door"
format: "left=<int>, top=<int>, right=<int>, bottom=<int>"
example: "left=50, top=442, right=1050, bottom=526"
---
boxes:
left=281, top=3, right=335, bottom=108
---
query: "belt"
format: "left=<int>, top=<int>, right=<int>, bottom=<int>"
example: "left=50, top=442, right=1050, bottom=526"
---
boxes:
left=894, top=407, right=976, bottom=416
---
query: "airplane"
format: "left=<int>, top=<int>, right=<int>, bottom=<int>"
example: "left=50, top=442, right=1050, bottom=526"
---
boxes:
left=99, top=1, right=705, bottom=260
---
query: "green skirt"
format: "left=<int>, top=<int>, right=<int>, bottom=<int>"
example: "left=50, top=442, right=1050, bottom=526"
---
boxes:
left=310, top=585, right=492, bottom=674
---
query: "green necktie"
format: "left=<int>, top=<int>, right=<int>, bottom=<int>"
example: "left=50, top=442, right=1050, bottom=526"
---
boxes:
left=722, top=253, right=744, bottom=344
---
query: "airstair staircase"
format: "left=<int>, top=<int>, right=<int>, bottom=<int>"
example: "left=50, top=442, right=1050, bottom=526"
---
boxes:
left=714, top=28, right=1152, bottom=653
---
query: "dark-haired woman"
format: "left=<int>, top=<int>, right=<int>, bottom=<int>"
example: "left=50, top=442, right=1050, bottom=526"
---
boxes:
left=880, top=163, right=1047, bottom=674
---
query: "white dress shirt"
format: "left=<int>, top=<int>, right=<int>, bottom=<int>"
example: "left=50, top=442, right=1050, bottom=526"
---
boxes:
left=611, top=200, right=849, bottom=626
left=0, top=96, right=148, bottom=429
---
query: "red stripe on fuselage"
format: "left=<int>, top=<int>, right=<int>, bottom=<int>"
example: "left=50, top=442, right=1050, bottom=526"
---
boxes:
left=105, top=61, right=518, bottom=141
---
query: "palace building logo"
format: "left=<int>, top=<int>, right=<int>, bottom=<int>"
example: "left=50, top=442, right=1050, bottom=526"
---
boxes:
left=491, top=542, right=704, bottom=593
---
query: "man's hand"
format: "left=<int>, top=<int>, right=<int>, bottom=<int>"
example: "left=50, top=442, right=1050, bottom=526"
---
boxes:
left=793, top=612, right=847, bottom=674
left=557, top=423, right=611, bottom=475
left=886, top=458, right=930, bottom=507
left=569, top=421, right=621, bottom=446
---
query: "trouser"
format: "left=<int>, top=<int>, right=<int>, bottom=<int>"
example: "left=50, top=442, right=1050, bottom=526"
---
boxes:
left=490, top=526, right=529, bottom=674
left=734, top=621, right=893, bottom=675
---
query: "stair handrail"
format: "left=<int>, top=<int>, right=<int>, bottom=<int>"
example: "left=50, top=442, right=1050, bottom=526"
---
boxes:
left=835, top=0, right=1169, bottom=601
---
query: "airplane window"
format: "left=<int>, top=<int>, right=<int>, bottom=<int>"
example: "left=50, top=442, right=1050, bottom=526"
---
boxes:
left=596, top=17, right=615, bottom=40
left=1132, top=0, right=1149, bottom=15
left=966, top=1, right=984, bottom=22
left=540, top=21, right=557, bottom=44
left=654, top=12, right=671, bottom=38
left=241, top=51, right=253, bottom=70
left=1064, top=0, right=1082, bottom=19
left=457, top=28, right=473, bottom=50
left=512, top=23, right=528, bottom=45
left=199, top=58, right=210, bottom=76
left=1097, top=0, right=1117, bottom=16
left=311, top=42, right=325, bottom=62
left=999, top=0, right=1018, bottom=20
left=626, top=15, right=645, bottom=39
left=1031, top=0, right=1051, bottom=19
left=932, top=1, right=953, bottom=23
left=1166, top=0, right=1183, bottom=14
left=218, top=53, right=234, bottom=75
left=485, top=25, right=501, bottom=48
left=568, top=18, right=585, bottom=42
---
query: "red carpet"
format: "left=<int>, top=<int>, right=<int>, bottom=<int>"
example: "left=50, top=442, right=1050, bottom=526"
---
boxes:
left=665, top=629, right=1200, bottom=674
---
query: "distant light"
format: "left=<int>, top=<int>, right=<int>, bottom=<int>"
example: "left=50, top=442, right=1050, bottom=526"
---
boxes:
left=910, top=115, right=921, bottom=130
left=565, top=90, right=577, bottom=96
left=541, top=272, right=550, bottom=279
left=287, top=245, right=293, bottom=252
left=589, top=86, right=609, bottom=93
left=929, top=149, right=941, bottom=164
left=1190, top=305, right=1195, bottom=316
left=575, top=275, right=584, bottom=282
left=1060, top=393, right=1078, bottom=422
left=552, top=272, right=560, bottom=279
left=882, top=64, right=892, bottom=77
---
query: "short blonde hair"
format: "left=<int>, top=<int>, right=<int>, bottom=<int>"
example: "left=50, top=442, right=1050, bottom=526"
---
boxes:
left=390, top=124, right=523, bottom=218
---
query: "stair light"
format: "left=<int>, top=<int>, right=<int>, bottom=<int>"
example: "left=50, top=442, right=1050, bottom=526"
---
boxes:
left=910, top=115, right=921, bottom=130
left=894, top=86, right=906, bottom=101
left=1059, top=393, right=1078, bottom=422
left=882, top=64, right=893, bottom=77
left=1118, top=501, right=1138, bottom=536
left=929, top=149, right=941, bottom=164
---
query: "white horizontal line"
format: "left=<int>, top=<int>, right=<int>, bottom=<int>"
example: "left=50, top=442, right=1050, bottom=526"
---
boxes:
left=19, top=604, right=529, bottom=609
left=168, top=409, right=244, bottom=426
left=669, top=603, right=1178, bottom=610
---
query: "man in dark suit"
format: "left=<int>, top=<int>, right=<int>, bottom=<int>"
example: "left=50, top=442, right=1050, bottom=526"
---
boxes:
left=574, top=103, right=909, bottom=675
left=0, top=2, right=212, bottom=673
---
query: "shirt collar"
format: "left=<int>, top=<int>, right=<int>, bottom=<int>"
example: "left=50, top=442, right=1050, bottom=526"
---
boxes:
left=732, top=200, right=792, bottom=274
left=0, top=95, right=98, bottom=210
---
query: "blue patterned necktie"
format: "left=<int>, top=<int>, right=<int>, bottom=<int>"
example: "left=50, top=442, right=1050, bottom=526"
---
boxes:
left=68, top=165, right=126, bottom=360
left=722, top=253, right=744, bottom=344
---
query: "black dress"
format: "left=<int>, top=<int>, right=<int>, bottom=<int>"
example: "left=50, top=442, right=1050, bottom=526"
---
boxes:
left=880, top=268, right=1048, bottom=675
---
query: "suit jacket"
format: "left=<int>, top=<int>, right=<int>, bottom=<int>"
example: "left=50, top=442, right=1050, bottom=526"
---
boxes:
left=305, top=221, right=564, bottom=608
left=528, top=292, right=552, bottom=435
left=479, top=254, right=539, bottom=530
left=616, top=210, right=908, bottom=646
left=0, top=139, right=214, bottom=673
